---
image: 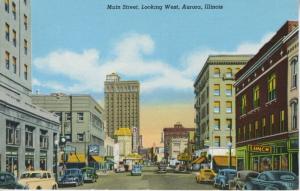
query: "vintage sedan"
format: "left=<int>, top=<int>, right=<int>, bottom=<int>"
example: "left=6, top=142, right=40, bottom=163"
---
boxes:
left=81, top=167, right=98, bottom=183
left=58, top=168, right=84, bottom=187
left=243, top=171, right=299, bottom=190
left=195, top=169, right=216, bottom=183
left=213, top=169, right=236, bottom=189
left=0, top=172, right=28, bottom=189
left=228, top=170, right=259, bottom=190
left=18, top=171, right=57, bottom=190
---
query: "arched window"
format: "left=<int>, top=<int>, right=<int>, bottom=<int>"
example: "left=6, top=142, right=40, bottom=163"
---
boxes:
left=291, top=56, right=298, bottom=88
left=290, top=99, right=298, bottom=130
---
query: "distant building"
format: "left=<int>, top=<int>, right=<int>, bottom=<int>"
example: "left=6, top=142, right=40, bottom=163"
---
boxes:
left=193, top=54, right=252, bottom=159
left=0, top=0, right=59, bottom=177
left=163, top=122, right=194, bottom=160
left=187, top=131, right=195, bottom=159
left=169, top=138, right=188, bottom=160
left=32, top=94, right=105, bottom=166
left=114, top=127, right=132, bottom=161
left=235, top=21, right=298, bottom=174
left=139, top=135, right=143, bottom=150
left=104, top=73, right=140, bottom=152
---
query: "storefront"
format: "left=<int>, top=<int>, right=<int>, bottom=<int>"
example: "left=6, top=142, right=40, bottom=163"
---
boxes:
left=288, top=137, right=299, bottom=175
left=236, top=139, right=297, bottom=173
left=40, top=152, right=47, bottom=170
left=6, top=150, right=18, bottom=177
left=25, top=150, right=34, bottom=171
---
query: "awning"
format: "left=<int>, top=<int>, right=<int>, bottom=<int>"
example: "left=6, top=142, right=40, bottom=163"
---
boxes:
left=191, top=156, right=206, bottom=164
left=91, top=156, right=105, bottom=163
left=213, top=156, right=236, bottom=166
left=67, top=154, right=86, bottom=163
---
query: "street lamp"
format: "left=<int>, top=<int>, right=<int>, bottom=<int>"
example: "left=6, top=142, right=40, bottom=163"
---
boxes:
left=227, top=142, right=232, bottom=169
left=54, top=139, right=59, bottom=182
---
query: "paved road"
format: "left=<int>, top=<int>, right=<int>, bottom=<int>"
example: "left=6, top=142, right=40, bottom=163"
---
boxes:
left=61, top=166, right=215, bottom=190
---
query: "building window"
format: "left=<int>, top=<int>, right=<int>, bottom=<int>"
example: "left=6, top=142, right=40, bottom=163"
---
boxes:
left=5, top=0, right=9, bottom=12
left=24, top=14, right=28, bottom=30
left=5, top=23, right=10, bottom=41
left=12, top=30, right=16, bottom=47
left=262, top=117, right=266, bottom=136
left=226, top=68, right=232, bottom=78
left=213, top=84, right=220, bottom=96
left=5, top=51, right=10, bottom=70
left=12, top=2, right=16, bottom=19
left=214, top=136, right=220, bottom=147
left=280, top=110, right=285, bottom=132
left=291, top=57, right=298, bottom=88
left=40, top=131, right=49, bottom=149
left=65, top=112, right=71, bottom=121
left=268, top=73, right=277, bottom=101
left=6, top=121, right=20, bottom=145
left=225, top=84, right=232, bottom=96
left=213, top=101, right=220, bottom=113
left=226, top=136, right=232, bottom=144
left=77, top=112, right=84, bottom=121
left=24, top=0, right=27, bottom=5
left=291, top=101, right=298, bottom=130
left=214, top=119, right=220, bottom=130
left=25, top=126, right=34, bottom=147
left=242, top=125, right=246, bottom=141
left=226, top=119, right=232, bottom=129
left=12, top=57, right=16, bottom=74
left=77, top=134, right=84, bottom=142
left=253, top=85, right=260, bottom=108
left=24, top=64, right=28, bottom=80
left=270, top=114, right=274, bottom=134
left=241, top=94, right=247, bottom=115
left=226, top=101, right=232, bottom=113
left=214, top=68, right=220, bottom=78
left=255, top=121, right=259, bottom=138
left=24, top=39, right=28, bottom=55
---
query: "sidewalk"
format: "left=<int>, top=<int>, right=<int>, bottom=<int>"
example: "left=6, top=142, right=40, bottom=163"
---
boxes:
left=96, top=169, right=114, bottom=176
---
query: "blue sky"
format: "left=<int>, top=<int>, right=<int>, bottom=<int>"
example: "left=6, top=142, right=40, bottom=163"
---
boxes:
left=31, top=0, right=298, bottom=104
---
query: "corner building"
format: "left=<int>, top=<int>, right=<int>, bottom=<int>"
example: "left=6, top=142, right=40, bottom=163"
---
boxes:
left=0, top=0, right=59, bottom=177
left=235, top=21, right=298, bottom=174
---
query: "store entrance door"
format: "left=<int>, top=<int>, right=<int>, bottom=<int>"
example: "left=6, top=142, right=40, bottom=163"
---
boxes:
left=292, top=153, right=298, bottom=175
left=6, top=154, right=18, bottom=177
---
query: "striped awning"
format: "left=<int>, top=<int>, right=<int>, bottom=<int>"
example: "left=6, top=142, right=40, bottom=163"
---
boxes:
left=191, top=156, right=206, bottom=164
left=91, top=156, right=105, bottom=163
left=67, top=154, right=86, bottom=163
left=213, top=156, right=236, bottom=166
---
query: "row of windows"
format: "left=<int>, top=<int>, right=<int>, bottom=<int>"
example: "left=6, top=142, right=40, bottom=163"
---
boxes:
left=213, top=118, right=232, bottom=130
left=5, top=23, right=28, bottom=51
left=213, top=136, right=232, bottom=147
left=213, top=67, right=240, bottom=78
left=55, top=112, right=84, bottom=122
left=213, top=84, right=233, bottom=96
left=213, top=101, right=233, bottom=113
left=4, top=51, right=28, bottom=79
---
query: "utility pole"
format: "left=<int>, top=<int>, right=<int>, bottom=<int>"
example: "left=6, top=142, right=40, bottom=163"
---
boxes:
left=229, top=124, right=232, bottom=169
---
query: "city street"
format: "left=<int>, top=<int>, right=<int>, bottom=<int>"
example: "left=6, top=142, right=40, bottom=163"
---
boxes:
left=61, top=166, right=214, bottom=190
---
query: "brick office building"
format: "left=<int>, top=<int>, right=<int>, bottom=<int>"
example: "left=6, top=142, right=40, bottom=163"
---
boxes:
left=163, top=122, right=194, bottom=160
left=235, top=21, right=298, bottom=174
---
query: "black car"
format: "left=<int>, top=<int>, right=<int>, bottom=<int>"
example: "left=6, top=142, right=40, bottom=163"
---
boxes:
left=0, top=172, right=28, bottom=189
left=244, top=170, right=299, bottom=190
left=213, top=169, right=237, bottom=189
left=58, top=168, right=84, bottom=187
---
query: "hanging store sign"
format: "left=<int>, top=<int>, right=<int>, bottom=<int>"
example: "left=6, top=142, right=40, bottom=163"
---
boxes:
left=88, top=144, right=100, bottom=156
left=248, top=145, right=272, bottom=153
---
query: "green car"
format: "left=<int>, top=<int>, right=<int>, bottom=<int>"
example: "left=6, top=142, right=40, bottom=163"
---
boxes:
left=81, top=167, right=98, bottom=183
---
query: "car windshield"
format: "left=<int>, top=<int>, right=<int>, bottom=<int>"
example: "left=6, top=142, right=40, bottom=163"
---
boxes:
left=21, top=173, right=41, bottom=178
left=65, top=170, right=79, bottom=175
left=83, top=169, right=93, bottom=174
left=20, top=173, right=30, bottom=179
left=270, top=172, right=297, bottom=181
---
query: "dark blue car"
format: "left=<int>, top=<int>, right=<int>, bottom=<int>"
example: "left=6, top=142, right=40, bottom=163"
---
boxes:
left=213, top=169, right=236, bottom=189
left=58, top=168, right=84, bottom=187
left=243, top=171, right=299, bottom=190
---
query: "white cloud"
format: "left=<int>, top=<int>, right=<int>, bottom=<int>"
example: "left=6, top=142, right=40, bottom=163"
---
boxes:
left=33, top=32, right=274, bottom=95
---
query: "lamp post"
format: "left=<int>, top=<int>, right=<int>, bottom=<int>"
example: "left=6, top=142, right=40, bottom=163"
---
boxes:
left=229, top=124, right=232, bottom=169
left=54, top=139, right=59, bottom=182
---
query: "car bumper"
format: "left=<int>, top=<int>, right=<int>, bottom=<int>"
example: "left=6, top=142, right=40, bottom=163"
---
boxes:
left=59, top=181, right=78, bottom=185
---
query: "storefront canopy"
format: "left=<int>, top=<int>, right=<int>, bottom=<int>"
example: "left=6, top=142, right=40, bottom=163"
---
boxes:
left=191, top=156, right=206, bottom=164
left=126, top=153, right=143, bottom=160
left=67, top=154, right=86, bottom=163
left=213, top=156, right=236, bottom=167
left=91, top=156, right=105, bottom=163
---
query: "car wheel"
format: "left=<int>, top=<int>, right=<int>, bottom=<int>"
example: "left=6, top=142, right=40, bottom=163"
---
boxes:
left=52, top=185, right=57, bottom=190
left=36, top=186, right=42, bottom=190
left=75, top=180, right=79, bottom=187
left=221, top=182, right=226, bottom=190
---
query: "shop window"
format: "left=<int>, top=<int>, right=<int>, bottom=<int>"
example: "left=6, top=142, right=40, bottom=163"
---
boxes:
left=252, top=157, right=259, bottom=171
left=291, top=56, right=298, bottom=88
left=241, top=94, right=247, bottom=115
left=226, top=101, right=232, bottom=113
left=268, top=73, right=277, bottom=101
left=260, top=156, right=272, bottom=172
left=225, top=84, right=232, bottom=96
left=213, top=84, right=220, bottom=96
left=237, top=158, right=244, bottom=171
left=213, top=101, right=220, bottom=113
left=213, top=119, right=220, bottom=130
left=291, top=101, right=298, bottom=130
left=213, top=68, right=220, bottom=78
left=25, top=152, right=34, bottom=171
left=6, top=121, right=20, bottom=145
left=253, top=85, right=260, bottom=108
left=281, top=155, right=289, bottom=170
left=280, top=110, right=285, bottom=132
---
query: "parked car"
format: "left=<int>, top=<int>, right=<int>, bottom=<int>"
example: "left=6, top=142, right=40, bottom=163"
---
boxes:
left=213, top=169, right=237, bottom=189
left=195, top=169, right=216, bottom=183
left=131, top=164, right=142, bottom=176
left=243, top=170, right=299, bottom=190
left=0, top=172, right=28, bottom=189
left=157, top=163, right=167, bottom=173
left=228, top=170, right=259, bottom=190
left=18, top=171, right=57, bottom=190
left=58, top=168, right=84, bottom=187
left=115, top=166, right=126, bottom=173
left=81, top=167, right=98, bottom=183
